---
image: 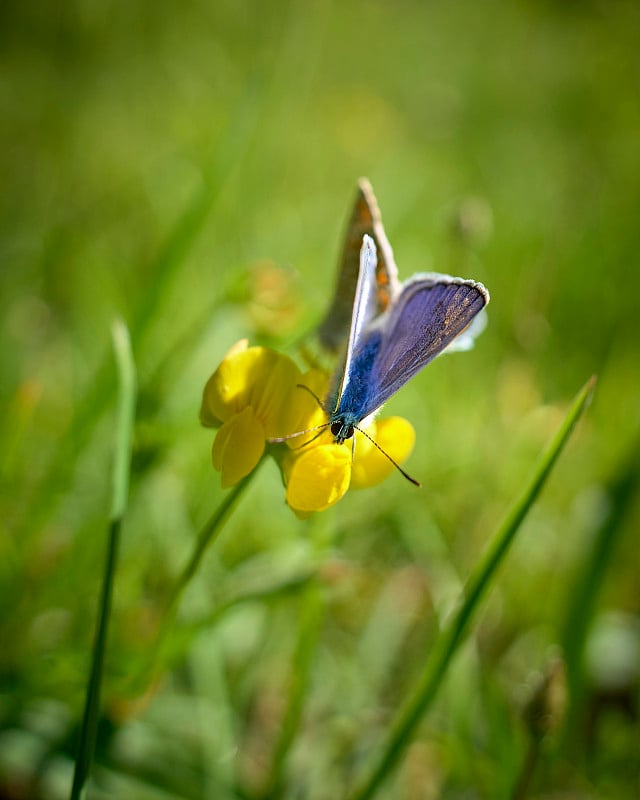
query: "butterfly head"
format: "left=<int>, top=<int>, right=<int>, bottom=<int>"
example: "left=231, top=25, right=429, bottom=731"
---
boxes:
left=330, top=417, right=356, bottom=444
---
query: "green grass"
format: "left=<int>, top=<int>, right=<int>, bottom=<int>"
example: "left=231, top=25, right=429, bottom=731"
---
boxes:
left=70, top=320, right=136, bottom=800
left=1, top=2, right=639, bottom=798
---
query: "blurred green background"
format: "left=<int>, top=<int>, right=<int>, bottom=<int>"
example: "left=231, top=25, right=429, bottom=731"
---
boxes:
left=1, top=1, right=639, bottom=798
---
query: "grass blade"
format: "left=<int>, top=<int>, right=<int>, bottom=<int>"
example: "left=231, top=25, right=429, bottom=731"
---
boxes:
left=69, top=319, right=137, bottom=800
left=348, top=375, right=596, bottom=800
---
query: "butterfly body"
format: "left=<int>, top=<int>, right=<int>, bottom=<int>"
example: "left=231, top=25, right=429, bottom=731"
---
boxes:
left=327, top=330, right=383, bottom=443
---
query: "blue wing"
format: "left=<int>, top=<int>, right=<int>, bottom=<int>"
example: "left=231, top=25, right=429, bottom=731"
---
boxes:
left=354, top=275, right=489, bottom=419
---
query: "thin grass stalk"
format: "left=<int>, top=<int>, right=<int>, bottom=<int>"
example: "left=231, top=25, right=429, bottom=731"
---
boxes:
left=348, top=376, right=596, bottom=800
left=69, top=320, right=137, bottom=800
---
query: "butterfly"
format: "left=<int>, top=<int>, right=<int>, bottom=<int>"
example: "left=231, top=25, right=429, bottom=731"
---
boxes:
left=280, top=181, right=489, bottom=484
left=325, top=233, right=489, bottom=451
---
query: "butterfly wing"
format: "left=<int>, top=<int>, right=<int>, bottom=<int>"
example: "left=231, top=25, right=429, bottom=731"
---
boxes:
left=355, top=275, right=489, bottom=419
left=442, top=307, right=488, bottom=353
left=329, top=235, right=379, bottom=412
left=318, top=178, right=399, bottom=351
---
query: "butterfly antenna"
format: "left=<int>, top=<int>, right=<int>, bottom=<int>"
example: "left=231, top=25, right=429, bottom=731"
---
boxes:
left=267, top=382, right=331, bottom=446
left=295, top=383, right=324, bottom=409
left=290, top=425, right=330, bottom=450
left=267, top=422, right=329, bottom=445
left=354, top=425, right=421, bottom=487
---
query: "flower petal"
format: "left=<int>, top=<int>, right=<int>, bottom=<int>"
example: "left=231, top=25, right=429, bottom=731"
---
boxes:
left=200, top=340, right=249, bottom=427
left=212, top=407, right=265, bottom=488
left=350, top=416, right=415, bottom=488
left=285, top=368, right=331, bottom=448
left=249, top=351, right=302, bottom=438
left=285, top=444, right=351, bottom=513
left=201, top=346, right=301, bottom=436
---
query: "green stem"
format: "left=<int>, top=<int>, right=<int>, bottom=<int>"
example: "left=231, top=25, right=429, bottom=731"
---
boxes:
left=69, top=519, right=121, bottom=800
left=165, top=472, right=257, bottom=618
left=70, top=320, right=137, bottom=800
left=348, top=376, right=596, bottom=800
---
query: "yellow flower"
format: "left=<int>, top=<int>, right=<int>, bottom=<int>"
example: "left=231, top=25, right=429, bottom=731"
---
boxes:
left=350, top=417, right=416, bottom=489
left=200, top=341, right=302, bottom=488
left=282, top=415, right=415, bottom=515
left=282, top=368, right=329, bottom=448
left=201, top=341, right=416, bottom=512
left=283, top=442, right=352, bottom=514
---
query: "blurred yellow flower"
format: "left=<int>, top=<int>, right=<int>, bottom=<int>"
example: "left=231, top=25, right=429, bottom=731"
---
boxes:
left=200, top=341, right=415, bottom=512
left=200, top=341, right=301, bottom=487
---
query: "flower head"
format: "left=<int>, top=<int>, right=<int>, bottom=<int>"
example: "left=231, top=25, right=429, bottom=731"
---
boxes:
left=200, top=340, right=302, bottom=487
left=201, top=341, right=415, bottom=513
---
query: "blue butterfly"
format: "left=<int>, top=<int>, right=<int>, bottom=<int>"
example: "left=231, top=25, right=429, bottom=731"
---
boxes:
left=315, top=224, right=489, bottom=486
left=326, top=233, right=489, bottom=449
left=325, top=234, right=489, bottom=444
left=278, top=182, right=489, bottom=484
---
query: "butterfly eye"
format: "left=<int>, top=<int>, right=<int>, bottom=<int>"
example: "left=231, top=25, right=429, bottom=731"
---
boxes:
left=331, top=421, right=355, bottom=441
left=330, top=421, right=343, bottom=438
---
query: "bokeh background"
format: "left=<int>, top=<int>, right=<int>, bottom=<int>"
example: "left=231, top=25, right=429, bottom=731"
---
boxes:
left=1, top=1, right=639, bottom=798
